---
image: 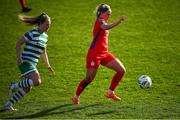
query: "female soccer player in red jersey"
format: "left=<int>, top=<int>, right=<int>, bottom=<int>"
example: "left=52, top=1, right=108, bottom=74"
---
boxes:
left=72, top=3, right=127, bottom=105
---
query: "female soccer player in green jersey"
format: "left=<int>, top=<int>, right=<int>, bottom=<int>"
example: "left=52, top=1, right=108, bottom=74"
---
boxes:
left=3, top=12, right=54, bottom=111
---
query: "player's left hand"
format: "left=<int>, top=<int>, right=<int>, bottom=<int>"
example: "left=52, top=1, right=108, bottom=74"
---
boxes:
left=48, top=66, right=55, bottom=75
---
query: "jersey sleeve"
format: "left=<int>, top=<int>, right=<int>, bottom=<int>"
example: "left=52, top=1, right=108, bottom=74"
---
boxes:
left=24, top=31, right=32, bottom=41
left=99, top=19, right=107, bottom=30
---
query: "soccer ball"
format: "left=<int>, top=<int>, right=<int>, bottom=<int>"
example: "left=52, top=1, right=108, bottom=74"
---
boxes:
left=138, top=75, right=152, bottom=88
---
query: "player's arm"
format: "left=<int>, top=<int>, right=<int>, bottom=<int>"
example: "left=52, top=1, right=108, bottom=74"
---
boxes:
left=101, top=16, right=127, bottom=30
left=16, top=36, right=28, bottom=65
left=41, top=47, right=55, bottom=74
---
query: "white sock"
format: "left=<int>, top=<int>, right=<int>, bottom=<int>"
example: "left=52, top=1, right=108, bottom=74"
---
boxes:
left=5, top=101, right=12, bottom=107
left=74, top=95, right=80, bottom=99
left=9, top=89, right=26, bottom=105
left=108, top=90, right=114, bottom=94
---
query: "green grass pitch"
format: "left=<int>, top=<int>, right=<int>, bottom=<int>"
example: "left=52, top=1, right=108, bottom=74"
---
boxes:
left=0, top=0, right=179, bottom=119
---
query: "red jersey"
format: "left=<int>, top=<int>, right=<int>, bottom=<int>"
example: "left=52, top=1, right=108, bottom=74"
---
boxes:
left=89, top=19, right=109, bottom=54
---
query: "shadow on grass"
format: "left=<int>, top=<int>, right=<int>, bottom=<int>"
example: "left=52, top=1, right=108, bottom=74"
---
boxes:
left=87, top=110, right=116, bottom=116
left=4, top=103, right=100, bottom=119
left=0, top=109, right=7, bottom=113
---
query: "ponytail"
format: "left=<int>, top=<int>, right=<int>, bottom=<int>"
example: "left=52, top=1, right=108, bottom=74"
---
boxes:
left=18, top=12, right=50, bottom=25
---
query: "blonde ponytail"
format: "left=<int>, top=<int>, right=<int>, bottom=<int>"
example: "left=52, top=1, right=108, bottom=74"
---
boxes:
left=18, top=12, right=50, bottom=25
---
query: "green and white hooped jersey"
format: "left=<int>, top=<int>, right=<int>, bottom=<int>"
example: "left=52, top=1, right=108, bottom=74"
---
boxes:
left=22, top=29, right=48, bottom=64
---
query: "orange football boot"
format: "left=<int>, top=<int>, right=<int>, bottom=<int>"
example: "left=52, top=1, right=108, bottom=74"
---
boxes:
left=105, top=93, right=121, bottom=101
left=72, top=96, right=80, bottom=105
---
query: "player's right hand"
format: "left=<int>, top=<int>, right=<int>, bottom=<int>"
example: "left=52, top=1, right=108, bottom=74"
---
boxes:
left=119, top=16, right=127, bottom=23
left=17, top=58, right=23, bottom=65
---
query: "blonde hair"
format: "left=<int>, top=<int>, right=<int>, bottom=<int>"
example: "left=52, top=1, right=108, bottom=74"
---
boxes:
left=18, top=12, right=50, bottom=25
left=95, top=3, right=111, bottom=18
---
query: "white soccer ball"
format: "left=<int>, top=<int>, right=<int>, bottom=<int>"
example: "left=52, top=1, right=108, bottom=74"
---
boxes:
left=138, top=75, right=152, bottom=88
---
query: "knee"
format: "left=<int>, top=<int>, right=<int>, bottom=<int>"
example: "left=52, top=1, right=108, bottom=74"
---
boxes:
left=86, top=76, right=94, bottom=82
left=82, top=79, right=92, bottom=88
left=37, top=79, right=42, bottom=85
left=117, top=67, right=126, bottom=75
left=84, top=79, right=91, bottom=84
left=122, top=68, right=126, bottom=74
left=84, top=76, right=94, bottom=86
left=33, top=79, right=41, bottom=86
left=27, top=72, right=41, bottom=86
